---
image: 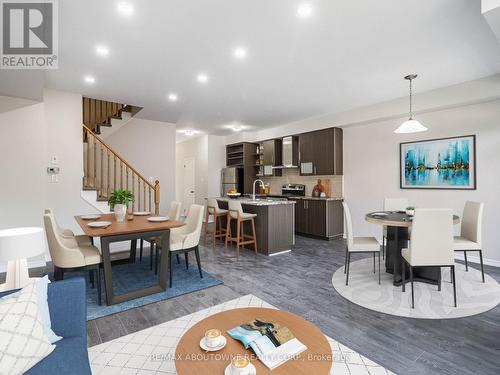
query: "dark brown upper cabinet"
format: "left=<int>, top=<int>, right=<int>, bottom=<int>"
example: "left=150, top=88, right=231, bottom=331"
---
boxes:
left=262, top=139, right=282, bottom=176
left=299, top=128, right=343, bottom=175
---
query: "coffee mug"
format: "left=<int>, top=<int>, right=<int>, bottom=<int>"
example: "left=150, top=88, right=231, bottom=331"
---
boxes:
left=204, top=329, right=223, bottom=348
left=230, top=355, right=251, bottom=375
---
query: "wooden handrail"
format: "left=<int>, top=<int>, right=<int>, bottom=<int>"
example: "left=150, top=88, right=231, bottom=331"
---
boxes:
left=82, top=125, right=160, bottom=214
left=83, top=124, right=154, bottom=189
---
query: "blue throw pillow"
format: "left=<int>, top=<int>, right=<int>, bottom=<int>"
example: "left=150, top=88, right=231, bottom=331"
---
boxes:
left=35, top=276, right=62, bottom=344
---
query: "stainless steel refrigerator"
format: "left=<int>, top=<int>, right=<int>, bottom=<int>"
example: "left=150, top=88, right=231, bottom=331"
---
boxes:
left=221, top=167, right=243, bottom=196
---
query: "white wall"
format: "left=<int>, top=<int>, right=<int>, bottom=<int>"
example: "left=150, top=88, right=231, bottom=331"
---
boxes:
left=0, top=89, right=177, bottom=270
left=105, top=118, right=176, bottom=216
left=225, top=74, right=500, bottom=144
left=344, top=100, right=500, bottom=264
left=44, top=89, right=98, bottom=233
left=223, top=75, right=500, bottom=265
left=0, top=103, right=47, bottom=229
left=0, top=89, right=100, bottom=269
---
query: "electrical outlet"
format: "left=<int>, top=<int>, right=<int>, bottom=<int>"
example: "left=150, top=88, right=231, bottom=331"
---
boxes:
left=51, top=155, right=59, bottom=164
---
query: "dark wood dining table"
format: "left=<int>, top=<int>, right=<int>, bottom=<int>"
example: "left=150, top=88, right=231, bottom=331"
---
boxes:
left=75, top=213, right=184, bottom=305
left=366, top=211, right=460, bottom=286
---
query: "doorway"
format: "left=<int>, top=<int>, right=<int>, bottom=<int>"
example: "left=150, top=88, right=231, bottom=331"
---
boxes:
left=182, top=157, right=195, bottom=216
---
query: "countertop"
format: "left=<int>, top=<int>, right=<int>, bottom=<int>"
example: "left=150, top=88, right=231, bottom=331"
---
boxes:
left=268, top=195, right=344, bottom=201
left=215, top=197, right=295, bottom=206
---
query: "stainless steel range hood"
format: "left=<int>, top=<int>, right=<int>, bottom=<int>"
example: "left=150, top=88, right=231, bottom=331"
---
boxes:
left=274, top=136, right=298, bottom=169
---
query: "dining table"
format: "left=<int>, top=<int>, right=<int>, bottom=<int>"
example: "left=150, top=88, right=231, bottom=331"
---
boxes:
left=365, top=211, right=460, bottom=286
left=75, top=213, right=184, bottom=305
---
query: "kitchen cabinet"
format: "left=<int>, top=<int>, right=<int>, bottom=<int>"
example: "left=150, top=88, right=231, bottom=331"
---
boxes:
left=261, top=139, right=282, bottom=176
left=290, top=198, right=343, bottom=240
left=226, top=142, right=259, bottom=194
left=299, top=128, right=343, bottom=176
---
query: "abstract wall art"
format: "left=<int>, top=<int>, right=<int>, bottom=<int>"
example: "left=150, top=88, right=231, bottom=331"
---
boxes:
left=400, top=135, right=476, bottom=190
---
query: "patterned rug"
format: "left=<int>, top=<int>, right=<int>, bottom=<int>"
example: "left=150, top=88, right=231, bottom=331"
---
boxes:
left=88, top=295, right=395, bottom=375
left=332, top=258, right=500, bottom=319
left=57, top=255, right=223, bottom=320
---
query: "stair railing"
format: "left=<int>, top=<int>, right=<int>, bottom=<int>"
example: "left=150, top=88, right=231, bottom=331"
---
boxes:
left=83, top=125, right=160, bottom=214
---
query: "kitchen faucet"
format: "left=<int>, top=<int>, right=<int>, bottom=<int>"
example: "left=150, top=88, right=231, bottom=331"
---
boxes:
left=251, top=179, right=265, bottom=200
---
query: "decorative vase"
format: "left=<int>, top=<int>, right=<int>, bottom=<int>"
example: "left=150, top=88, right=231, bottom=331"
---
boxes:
left=406, top=209, right=415, bottom=216
left=114, top=204, right=127, bottom=222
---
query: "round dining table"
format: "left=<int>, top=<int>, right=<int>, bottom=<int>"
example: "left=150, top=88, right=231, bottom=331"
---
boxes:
left=365, top=211, right=460, bottom=286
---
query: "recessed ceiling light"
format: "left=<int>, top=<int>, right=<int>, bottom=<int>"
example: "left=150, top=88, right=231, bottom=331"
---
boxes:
left=168, top=93, right=178, bottom=102
left=196, top=73, right=209, bottom=84
left=178, top=129, right=199, bottom=136
left=297, top=3, right=313, bottom=18
left=95, top=45, right=109, bottom=57
left=117, top=2, right=134, bottom=17
left=233, top=47, right=247, bottom=59
left=84, top=75, right=95, bottom=84
left=225, top=123, right=246, bottom=132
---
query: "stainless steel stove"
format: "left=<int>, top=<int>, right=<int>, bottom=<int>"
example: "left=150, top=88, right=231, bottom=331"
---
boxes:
left=281, top=183, right=305, bottom=197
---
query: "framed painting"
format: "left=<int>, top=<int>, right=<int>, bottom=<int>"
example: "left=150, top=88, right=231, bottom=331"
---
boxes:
left=400, top=135, right=476, bottom=190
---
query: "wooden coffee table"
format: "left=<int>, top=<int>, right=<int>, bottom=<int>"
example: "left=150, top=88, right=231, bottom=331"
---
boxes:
left=175, top=308, right=332, bottom=375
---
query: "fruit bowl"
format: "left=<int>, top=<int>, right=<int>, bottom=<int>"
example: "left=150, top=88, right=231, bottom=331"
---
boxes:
left=227, top=193, right=241, bottom=199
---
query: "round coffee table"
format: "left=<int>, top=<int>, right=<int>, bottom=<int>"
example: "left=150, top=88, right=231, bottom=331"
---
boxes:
left=175, top=307, right=332, bottom=375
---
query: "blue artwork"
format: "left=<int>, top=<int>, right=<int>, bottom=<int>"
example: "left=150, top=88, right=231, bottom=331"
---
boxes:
left=400, top=135, right=476, bottom=189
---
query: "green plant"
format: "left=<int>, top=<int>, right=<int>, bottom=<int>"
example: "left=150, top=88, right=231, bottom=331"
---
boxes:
left=108, top=189, right=134, bottom=207
left=406, top=206, right=415, bottom=210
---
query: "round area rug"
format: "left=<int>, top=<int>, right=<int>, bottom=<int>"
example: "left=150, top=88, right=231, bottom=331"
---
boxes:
left=332, top=258, right=500, bottom=319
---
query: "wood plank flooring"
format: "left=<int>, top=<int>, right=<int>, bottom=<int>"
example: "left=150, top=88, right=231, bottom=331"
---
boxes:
left=4, top=234, right=499, bottom=375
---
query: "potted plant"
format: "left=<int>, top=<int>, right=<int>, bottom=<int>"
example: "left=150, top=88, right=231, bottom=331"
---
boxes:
left=108, top=189, right=134, bottom=222
left=406, top=206, right=416, bottom=216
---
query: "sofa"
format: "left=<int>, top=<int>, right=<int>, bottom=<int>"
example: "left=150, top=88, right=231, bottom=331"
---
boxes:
left=0, top=277, right=91, bottom=374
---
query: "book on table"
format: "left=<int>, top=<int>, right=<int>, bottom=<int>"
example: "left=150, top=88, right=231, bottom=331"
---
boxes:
left=227, top=318, right=307, bottom=370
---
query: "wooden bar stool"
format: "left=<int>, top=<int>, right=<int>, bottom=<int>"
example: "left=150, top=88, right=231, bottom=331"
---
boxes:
left=204, top=198, right=228, bottom=246
left=224, top=200, right=258, bottom=256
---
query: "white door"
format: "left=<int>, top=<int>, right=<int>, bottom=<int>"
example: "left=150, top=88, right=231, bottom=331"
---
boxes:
left=183, top=157, right=195, bottom=216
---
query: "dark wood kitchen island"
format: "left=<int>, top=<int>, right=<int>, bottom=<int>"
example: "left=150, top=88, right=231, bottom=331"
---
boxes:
left=216, top=198, right=295, bottom=256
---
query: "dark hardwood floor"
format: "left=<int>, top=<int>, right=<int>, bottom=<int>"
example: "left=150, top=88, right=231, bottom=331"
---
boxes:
left=4, top=234, right=499, bottom=375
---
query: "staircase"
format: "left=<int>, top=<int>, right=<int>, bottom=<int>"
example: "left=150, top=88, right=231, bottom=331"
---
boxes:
left=81, top=97, right=160, bottom=214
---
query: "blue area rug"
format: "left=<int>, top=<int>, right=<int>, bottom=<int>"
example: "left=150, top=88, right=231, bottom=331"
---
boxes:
left=56, top=255, right=223, bottom=320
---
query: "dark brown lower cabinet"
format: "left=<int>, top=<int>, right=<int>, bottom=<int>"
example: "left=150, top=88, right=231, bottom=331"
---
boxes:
left=291, top=198, right=343, bottom=240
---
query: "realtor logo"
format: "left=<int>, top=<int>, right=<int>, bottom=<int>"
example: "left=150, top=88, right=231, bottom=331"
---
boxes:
left=1, top=0, right=58, bottom=69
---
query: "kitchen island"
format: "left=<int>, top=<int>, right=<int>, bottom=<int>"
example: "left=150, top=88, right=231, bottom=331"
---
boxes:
left=216, top=197, right=295, bottom=256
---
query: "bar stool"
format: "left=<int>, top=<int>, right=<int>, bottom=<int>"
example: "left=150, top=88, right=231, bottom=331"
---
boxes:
left=204, top=198, right=228, bottom=246
left=224, top=200, right=258, bottom=256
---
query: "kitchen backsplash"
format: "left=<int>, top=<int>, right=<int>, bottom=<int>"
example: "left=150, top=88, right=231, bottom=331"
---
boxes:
left=261, top=169, right=344, bottom=198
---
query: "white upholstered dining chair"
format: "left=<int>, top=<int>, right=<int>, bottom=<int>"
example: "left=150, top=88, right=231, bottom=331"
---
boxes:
left=382, top=198, right=409, bottom=259
left=167, top=204, right=205, bottom=287
left=43, top=212, right=102, bottom=305
left=44, top=208, right=93, bottom=247
left=342, top=202, right=381, bottom=286
left=140, top=201, right=183, bottom=265
left=453, top=201, right=485, bottom=282
left=401, top=208, right=456, bottom=308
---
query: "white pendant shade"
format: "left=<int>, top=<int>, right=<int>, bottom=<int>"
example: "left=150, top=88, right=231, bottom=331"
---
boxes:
left=395, top=74, right=428, bottom=134
left=394, top=119, right=428, bottom=134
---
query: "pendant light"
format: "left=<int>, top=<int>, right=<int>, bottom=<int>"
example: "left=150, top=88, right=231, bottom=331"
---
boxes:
left=394, top=74, right=428, bottom=134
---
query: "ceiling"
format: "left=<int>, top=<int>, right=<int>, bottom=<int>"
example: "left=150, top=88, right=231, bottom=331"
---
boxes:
left=45, top=0, right=500, bottom=135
